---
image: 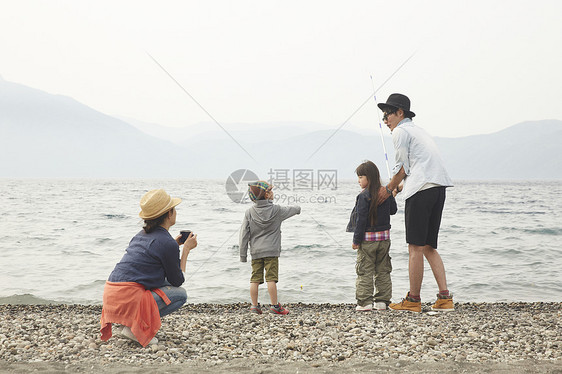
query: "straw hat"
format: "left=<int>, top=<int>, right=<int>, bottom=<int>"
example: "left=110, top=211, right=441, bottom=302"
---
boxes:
left=139, top=189, right=181, bottom=220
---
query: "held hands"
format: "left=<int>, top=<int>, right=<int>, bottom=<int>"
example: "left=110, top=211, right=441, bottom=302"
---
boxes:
left=377, top=186, right=390, bottom=204
left=377, top=184, right=403, bottom=202
left=392, top=184, right=403, bottom=197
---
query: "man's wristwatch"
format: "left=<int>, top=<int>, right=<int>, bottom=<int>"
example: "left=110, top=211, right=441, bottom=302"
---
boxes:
left=385, top=186, right=392, bottom=195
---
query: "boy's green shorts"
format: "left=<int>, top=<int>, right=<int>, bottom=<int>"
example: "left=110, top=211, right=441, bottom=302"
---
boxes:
left=251, top=257, right=279, bottom=284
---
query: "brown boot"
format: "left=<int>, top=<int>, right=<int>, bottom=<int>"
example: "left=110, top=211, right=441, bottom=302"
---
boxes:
left=431, top=293, right=454, bottom=312
left=389, top=292, right=421, bottom=313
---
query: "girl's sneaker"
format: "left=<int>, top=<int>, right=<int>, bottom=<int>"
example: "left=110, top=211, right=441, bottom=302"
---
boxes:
left=374, top=302, right=387, bottom=311
left=250, top=304, right=263, bottom=314
left=270, top=303, right=289, bottom=315
left=355, top=304, right=373, bottom=311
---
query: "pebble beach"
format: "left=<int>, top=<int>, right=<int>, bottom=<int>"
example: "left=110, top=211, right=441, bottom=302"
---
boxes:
left=0, top=302, right=560, bottom=373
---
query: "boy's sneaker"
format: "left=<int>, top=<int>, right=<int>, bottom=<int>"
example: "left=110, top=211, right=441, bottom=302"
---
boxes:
left=431, top=293, right=454, bottom=312
left=389, top=292, right=422, bottom=313
left=270, top=303, right=289, bottom=315
left=355, top=304, right=373, bottom=311
left=374, top=302, right=387, bottom=311
left=250, top=304, right=263, bottom=314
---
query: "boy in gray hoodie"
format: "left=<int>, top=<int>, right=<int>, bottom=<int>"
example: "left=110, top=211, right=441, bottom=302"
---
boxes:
left=239, top=181, right=301, bottom=315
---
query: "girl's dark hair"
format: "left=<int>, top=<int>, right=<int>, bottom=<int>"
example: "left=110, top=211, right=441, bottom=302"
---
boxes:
left=143, top=208, right=172, bottom=233
left=355, top=161, right=382, bottom=226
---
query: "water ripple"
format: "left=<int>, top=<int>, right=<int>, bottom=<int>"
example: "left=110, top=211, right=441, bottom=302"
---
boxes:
left=1, top=179, right=561, bottom=304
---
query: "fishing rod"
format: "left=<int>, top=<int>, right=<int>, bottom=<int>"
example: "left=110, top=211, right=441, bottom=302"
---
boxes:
left=306, top=51, right=416, bottom=162
left=370, top=75, right=391, bottom=181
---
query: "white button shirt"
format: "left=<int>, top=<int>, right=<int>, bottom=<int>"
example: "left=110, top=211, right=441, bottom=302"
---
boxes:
left=392, top=118, right=453, bottom=200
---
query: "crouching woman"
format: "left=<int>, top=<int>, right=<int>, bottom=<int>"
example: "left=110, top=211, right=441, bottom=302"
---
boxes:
left=100, top=189, right=197, bottom=346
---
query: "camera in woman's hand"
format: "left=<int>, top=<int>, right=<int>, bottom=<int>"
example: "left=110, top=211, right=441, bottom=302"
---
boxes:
left=179, top=230, right=191, bottom=244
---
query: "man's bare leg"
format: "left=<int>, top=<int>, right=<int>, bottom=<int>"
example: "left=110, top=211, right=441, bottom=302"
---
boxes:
left=408, top=244, right=425, bottom=296
left=423, top=245, right=448, bottom=292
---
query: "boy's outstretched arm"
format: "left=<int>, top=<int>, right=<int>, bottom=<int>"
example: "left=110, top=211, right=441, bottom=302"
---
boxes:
left=239, top=213, right=250, bottom=262
left=279, top=205, right=301, bottom=221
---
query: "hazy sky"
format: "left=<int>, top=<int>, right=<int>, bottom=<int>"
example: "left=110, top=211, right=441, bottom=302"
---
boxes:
left=1, top=0, right=561, bottom=137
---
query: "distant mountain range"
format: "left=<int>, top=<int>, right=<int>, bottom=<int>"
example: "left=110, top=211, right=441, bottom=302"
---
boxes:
left=1, top=76, right=561, bottom=180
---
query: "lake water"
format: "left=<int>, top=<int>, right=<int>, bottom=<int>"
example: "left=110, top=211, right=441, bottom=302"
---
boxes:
left=0, top=179, right=560, bottom=305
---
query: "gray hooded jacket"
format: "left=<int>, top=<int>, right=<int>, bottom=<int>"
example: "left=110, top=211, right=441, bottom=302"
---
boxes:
left=239, top=200, right=301, bottom=262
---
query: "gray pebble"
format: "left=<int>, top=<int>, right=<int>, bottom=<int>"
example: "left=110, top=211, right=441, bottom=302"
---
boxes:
left=0, top=302, right=560, bottom=365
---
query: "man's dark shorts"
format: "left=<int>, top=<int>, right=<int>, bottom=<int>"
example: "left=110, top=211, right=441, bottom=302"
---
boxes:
left=405, top=186, right=446, bottom=249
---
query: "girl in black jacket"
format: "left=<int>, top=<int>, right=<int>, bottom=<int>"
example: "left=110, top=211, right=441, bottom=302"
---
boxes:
left=347, top=161, right=397, bottom=311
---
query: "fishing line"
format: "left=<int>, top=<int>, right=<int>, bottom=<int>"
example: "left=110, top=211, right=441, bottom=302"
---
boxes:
left=306, top=212, right=345, bottom=249
left=146, top=52, right=258, bottom=163
left=184, top=212, right=346, bottom=282
left=185, top=229, right=238, bottom=282
left=370, top=75, right=391, bottom=181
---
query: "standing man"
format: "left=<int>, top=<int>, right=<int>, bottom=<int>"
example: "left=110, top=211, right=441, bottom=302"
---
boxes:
left=377, top=93, right=454, bottom=312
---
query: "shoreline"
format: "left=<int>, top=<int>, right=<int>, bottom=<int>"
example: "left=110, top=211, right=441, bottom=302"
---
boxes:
left=1, top=302, right=560, bottom=373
